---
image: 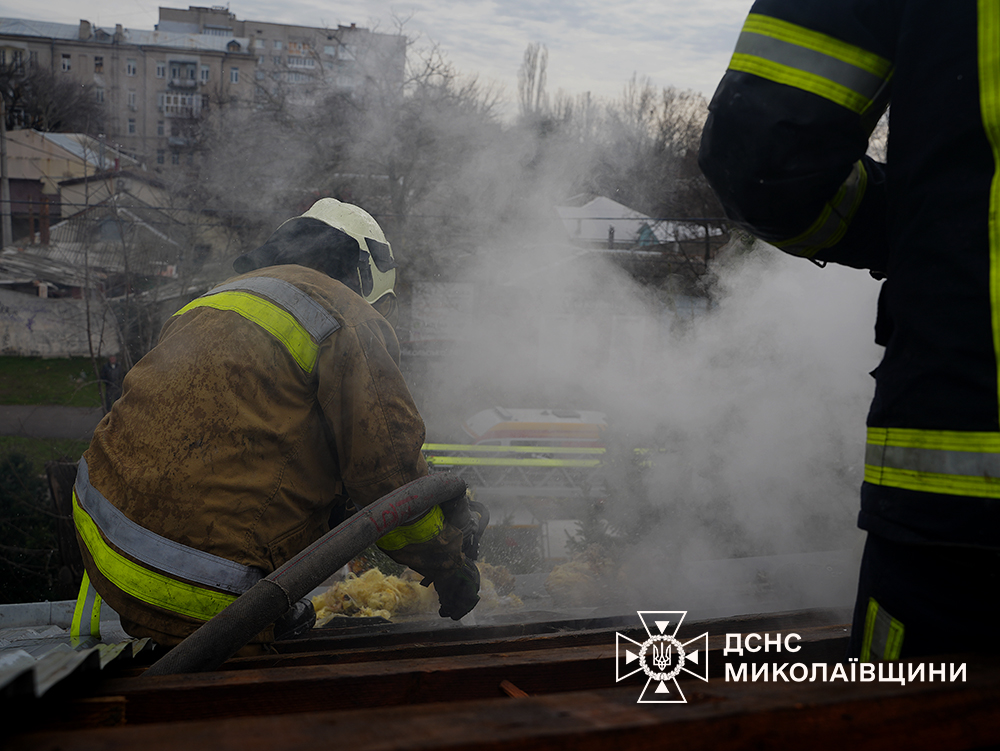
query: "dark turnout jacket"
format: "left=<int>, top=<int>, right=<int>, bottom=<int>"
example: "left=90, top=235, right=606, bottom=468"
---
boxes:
left=700, top=1, right=1000, bottom=547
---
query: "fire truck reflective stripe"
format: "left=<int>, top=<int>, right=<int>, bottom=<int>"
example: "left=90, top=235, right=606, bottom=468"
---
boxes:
left=425, top=456, right=603, bottom=468
left=71, top=572, right=102, bottom=640
left=422, top=443, right=606, bottom=455
left=774, top=161, right=867, bottom=257
left=730, top=13, right=892, bottom=115
left=979, top=0, right=1000, bottom=424
left=174, top=279, right=340, bottom=374
left=75, top=458, right=263, bottom=595
left=861, top=597, right=904, bottom=662
left=865, top=427, right=1000, bottom=498
left=376, top=505, right=445, bottom=551
left=74, top=489, right=239, bottom=621
left=203, top=277, right=341, bottom=343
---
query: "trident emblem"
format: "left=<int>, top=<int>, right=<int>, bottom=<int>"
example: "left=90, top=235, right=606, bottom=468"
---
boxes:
left=652, top=641, right=672, bottom=670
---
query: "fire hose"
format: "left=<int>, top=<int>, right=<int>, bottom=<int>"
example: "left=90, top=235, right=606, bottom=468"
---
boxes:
left=144, top=472, right=467, bottom=677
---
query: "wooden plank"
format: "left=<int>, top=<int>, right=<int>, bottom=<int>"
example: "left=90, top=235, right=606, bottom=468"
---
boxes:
left=268, top=607, right=850, bottom=655
left=9, top=657, right=1000, bottom=751
left=222, top=622, right=848, bottom=672
left=13, top=625, right=846, bottom=731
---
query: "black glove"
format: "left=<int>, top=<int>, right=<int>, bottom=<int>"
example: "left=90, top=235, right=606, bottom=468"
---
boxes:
left=433, top=558, right=481, bottom=620
left=440, top=494, right=490, bottom=561
left=274, top=597, right=316, bottom=641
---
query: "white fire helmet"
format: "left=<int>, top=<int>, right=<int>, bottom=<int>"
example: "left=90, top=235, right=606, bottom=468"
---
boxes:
left=300, top=198, right=396, bottom=306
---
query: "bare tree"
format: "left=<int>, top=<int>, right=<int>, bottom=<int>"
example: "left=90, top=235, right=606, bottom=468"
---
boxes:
left=0, top=63, right=104, bottom=134
left=518, top=43, right=548, bottom=120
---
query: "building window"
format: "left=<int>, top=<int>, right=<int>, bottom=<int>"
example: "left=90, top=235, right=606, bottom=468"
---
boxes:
left=61, top=54, right=71, bottom=72
left=94, top=56, right=104, bottom=73
left=95, top=88, right=105, bottom=103
left=273, top=56, right=282, bottom=66
left=171, top=151, right=180, bottom=165
left=323, top=45, right=336, bottom=56
left=128, top=118, right=136, bottom=134
left=11, top=50, right=22, bottom=72
left=156, top=61, right=166, bottom=78
left=170, top=64, right=180, bottom=79
left=230, top=67, right=239, bottom=83
left=127, top=90, right=137, bottom=109
left=126, top=58, right=137, bottom=76
left=29, top=50, right=38, bottom=68
left=287, top=56, right=315, bottom=69
left=201, top=94, right=209, bottom=109
left=274, top=40, right=282, bottom=50
left=156, top=149, right=165, bottom=164
left=200, top=65, right=210, bottom=82
left=157, top=120, right=164, bottom=136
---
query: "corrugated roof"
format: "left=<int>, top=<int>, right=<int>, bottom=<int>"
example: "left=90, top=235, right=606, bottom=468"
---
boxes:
left=0, top=600, right=154, bottom=699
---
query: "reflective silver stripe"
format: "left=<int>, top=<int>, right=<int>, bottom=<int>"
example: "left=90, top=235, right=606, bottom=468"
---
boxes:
left=74, top=457, right=264, bottom=594
left=734, top=32, right=886, bottom=107
left=865, top=442, right=1000, bottom=478
left=206, top=277, right=341, bottom=343
left=776, top=161, right=866, bottom=256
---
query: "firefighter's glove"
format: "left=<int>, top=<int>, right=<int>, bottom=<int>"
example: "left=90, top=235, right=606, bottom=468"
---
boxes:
left=439, top=493, right=490, bottom=562
left=432, top=557, right=481, bottom=620
left=381, top=515, right=465, bottom=582
left=274, top=597, right=316, bottom=641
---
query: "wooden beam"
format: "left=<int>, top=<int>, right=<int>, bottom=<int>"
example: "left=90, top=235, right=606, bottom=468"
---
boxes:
left=13, top=625, right=846, bottom=731
left=9, top=657, right=1000, bottom=751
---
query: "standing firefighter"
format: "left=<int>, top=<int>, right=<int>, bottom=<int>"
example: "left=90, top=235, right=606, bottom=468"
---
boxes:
left=700, top=2, right=1000, bottom=659
left=72, top=199, right=485, bottom=649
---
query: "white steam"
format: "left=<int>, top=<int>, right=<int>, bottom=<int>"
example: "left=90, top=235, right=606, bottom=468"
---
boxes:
left=416, top=240, right=883, bottom=614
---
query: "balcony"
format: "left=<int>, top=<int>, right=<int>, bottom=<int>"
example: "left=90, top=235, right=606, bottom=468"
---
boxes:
left=169, top=78, right=198, bottom=90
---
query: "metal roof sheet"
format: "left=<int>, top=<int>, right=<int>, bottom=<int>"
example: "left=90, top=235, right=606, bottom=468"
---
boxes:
left=0, top=601, right=154, bottom=699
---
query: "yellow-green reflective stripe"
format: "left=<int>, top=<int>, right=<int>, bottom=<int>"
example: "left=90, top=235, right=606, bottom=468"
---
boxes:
left=980, top=0, right=1000, bottom=426
left=73, top=490, right=237, bottom=621
left=175, top=291, right=319, bottom=373
left=868, top=426, right=1000, bottom=452
left=423, top=443, right=606, bottom=455
left=730, top=14, right=891, bottom=115
left=71, top=572, right=102, bottom=640
left=860, top=597, right=904, bottom=662
left=376, top=505, right=444, bottom=551
left=425, top=456, right=602, bottom=468
left=864, top=465, right=1000, bottom=498
left=742, top=14, right=892, bottom=79
left=730, top=54, right=871, bottom=114
left=865, top=427, right=1000, bottom=498
left=775, top=161, right=867, bottom=256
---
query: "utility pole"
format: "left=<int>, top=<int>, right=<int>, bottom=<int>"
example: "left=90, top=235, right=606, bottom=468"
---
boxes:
left=0, top=94, right=12, bottom=248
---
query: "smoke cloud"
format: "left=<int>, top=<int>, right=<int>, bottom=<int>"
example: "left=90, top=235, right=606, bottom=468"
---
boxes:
left=414, top=238, right=884, bottom=616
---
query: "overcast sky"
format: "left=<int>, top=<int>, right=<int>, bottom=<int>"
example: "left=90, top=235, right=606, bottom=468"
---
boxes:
left=0, top=0, right=754, bottom=109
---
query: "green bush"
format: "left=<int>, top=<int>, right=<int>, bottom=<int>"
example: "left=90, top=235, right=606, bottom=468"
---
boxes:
left=0, top=452, right=58, bottom=604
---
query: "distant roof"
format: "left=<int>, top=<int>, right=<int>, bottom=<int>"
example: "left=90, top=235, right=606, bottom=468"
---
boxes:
left=0, top=17, right=250, bottom=52
left=554, top=195, right=719, bottom=245
left=37, top=132, right=139, bottom=172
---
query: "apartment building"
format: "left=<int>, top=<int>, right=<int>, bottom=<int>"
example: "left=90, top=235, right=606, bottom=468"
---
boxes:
left=157, top=6, right=407, bottom=108
left=0, top=9, right=404, bottom=174
left=0, top=18, right=256, bottom=172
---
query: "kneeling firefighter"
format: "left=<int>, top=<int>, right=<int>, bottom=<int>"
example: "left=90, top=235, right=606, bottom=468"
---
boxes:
left=72, top=198, right=486, bottom=648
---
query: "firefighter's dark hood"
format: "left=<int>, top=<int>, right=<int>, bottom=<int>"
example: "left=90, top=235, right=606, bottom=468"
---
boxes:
left=233, top=217, right=368, bottom=295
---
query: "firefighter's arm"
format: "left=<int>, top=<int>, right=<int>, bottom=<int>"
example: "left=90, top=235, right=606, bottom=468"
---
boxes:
left=699, top=3, right=895, bottom=272
left=318, top=312, right=481, bottom=618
